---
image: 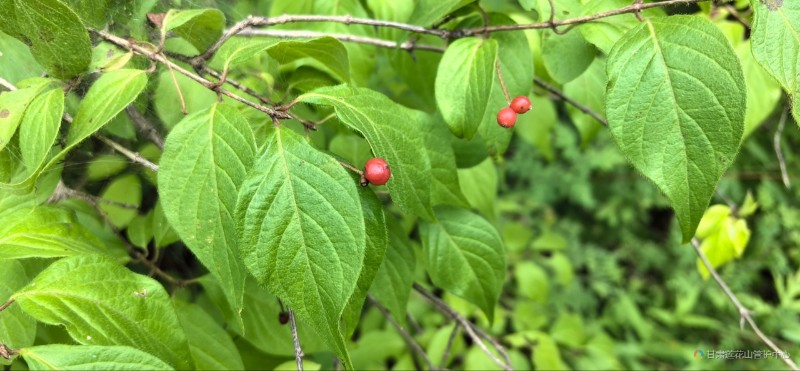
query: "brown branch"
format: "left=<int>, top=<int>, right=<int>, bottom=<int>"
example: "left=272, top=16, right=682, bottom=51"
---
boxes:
left=691, top=238, right=799, bottom=370
left=198, top=14, right=441, bottom=63
left=413, top=283, right=512, bottom=371
left=458, top=0, right=707, bottom=36
left=48, top=180, right=139, bottom=209
left=235, top=29, right=446, bottom=53
left=289, top=310, right=304, bottom=371
left=91, top=29, right=290, bottom=121
left=200, top=65, right=276, bottom=105
left=368, top=296, right=435, bottom=371
left=218, top=0, right=707, bottom=47
left=96, top=135, right=159, bottom=172
left=0, top=299, right=14, bottom=313
left=534, top=77, right=608, bottom=127
left=0, top=342, right=18, bottom=360
left=126, top=105, right=164, bottom=150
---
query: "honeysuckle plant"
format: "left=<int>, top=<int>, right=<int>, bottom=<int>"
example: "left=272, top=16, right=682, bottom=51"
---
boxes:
left=0, top=0, right=797, bottom=369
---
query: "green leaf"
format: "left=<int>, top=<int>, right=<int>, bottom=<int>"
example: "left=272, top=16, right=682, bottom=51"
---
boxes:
left=66, top=69, right=148, bottom=146
left=0, top=260, right=35, bottom=362
left=696, top=217, right=751, bottom=278
left=329, top=133, right=372, bottom=166
left=13, top=0, right=91, bottom=78
left=420, top=206, right=506, bottom=320
left=409, top=0, right=470, bottom=26
left=12, top=255, right=192, bottom=369
left=61, top=0, right=113, bottom=28
left=531, top=333, right=569, bottom=370
left=236, top=127, right=364, bottom=368
left=216, top=37, right=351, bottom=82
left=86, top=154, right=128, bottom=181
left=542, top=30, right=597, bottom=84
left=564, top=58, right=606, bottom=147
left=342, top=187, right=388, bottom=336
left=369, top=217, right=416, bottom=322
left=176, top=302, right=244, bottom=370
left=695, top=205, right=731, bottom=239
left=159, top=104, right=256, bottom=329
left=458, top=159, right=498, bottom=219
left=606, top=16, right=745, bottom=242
left=267, top=38, right=350, bottom=82
left=153, top=201, right=180, bottom=248
left=19, top=345, right=173, bottom=370
left=517, top=94, right=557, bottom=161
left=750, top=0, right=800, bottom=124
left=579, top=0, right=665, bottom=54
left=19, top=88, right=63, bottom=172
left=126, top=212, right=153, bottom=249
left=425, top=115, right=468, bottom=207
left=153, top=71, right=217, bottom=130
left=0, top=0, right=22, bottom=39
left=435, top=37, right=498, bottom=139
left=0, top=80, right=51, bottom=152
left=162, top=8, right=225, bottom=52
left=269, top=0, right=374, bottom=85
left=737, top=42, right=782, bottom=137
left=98, top=174, right=141, bottom=229
left=0, top=206, right=115, bottom=259
left=0, top=31, right=43, bottom=84
left=299, top=85, right=434, bottom=220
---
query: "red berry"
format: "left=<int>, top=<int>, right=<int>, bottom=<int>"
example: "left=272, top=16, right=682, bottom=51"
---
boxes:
left=510, top=96, right=532, bottom=114
left=497, top=107, right=518, bottom=128
left=364, top=158, right=391, bottom=186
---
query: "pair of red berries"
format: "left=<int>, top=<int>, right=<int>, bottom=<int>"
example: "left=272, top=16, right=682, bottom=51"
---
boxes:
left=497, top=96, right=532, bottom=128
left=360, top=157, right=391, bottom=186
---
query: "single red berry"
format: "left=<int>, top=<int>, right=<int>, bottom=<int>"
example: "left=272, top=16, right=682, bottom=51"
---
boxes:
left=364, top=158, right=391, bottom=186
left=278, top=312, right=289, bottom=325
left=497, top=107, right=518, bottom=128
left=510, top=96, right=532, bottom=114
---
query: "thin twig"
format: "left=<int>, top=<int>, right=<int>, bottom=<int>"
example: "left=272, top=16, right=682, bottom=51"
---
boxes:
left=219, top=0, right=706, bottom=44
left=0, top=299, right=14, bottom=313
left=368, top=296, right=435, bottom=371
left=495, top=59, right=511, bottom=104
left=0, top=77, right=16, bottom=91
left=126, top=106, right=164, bottom=149
left=235, top=29, right=446, bottom=53
left=91, top=29, right=290, bottom=121
left=774, top=106, right=791, bottom=189
left=289, top=310, right=304, bottom=371
left=691, top=238, right=799, bottom=370
left=547, top=0, right=570, bottom=34
left=96, top=135, right=159, bottom=172
left=457, top=0, right=707, bottom=36
left=723, top=3, right=751, bottom=28
left=0, top=342, right=18, bottom=360
left=413, top=283, right=512, bottom=371
left=440, top=323, right=461, bottom=369
left=164, top=54, right=188, bottom=114
left=48, top=180, right=139, bottom=209
left=200, top=65, right=276, bottom=105
left=204, top=14, right=440, bottom=61
left=337, top=160, right=363, bottom=175
left=534, top=77, right=608, bottom=127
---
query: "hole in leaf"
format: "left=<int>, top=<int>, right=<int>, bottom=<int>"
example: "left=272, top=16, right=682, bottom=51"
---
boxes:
left=0, top=109, right=8, bottom=118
